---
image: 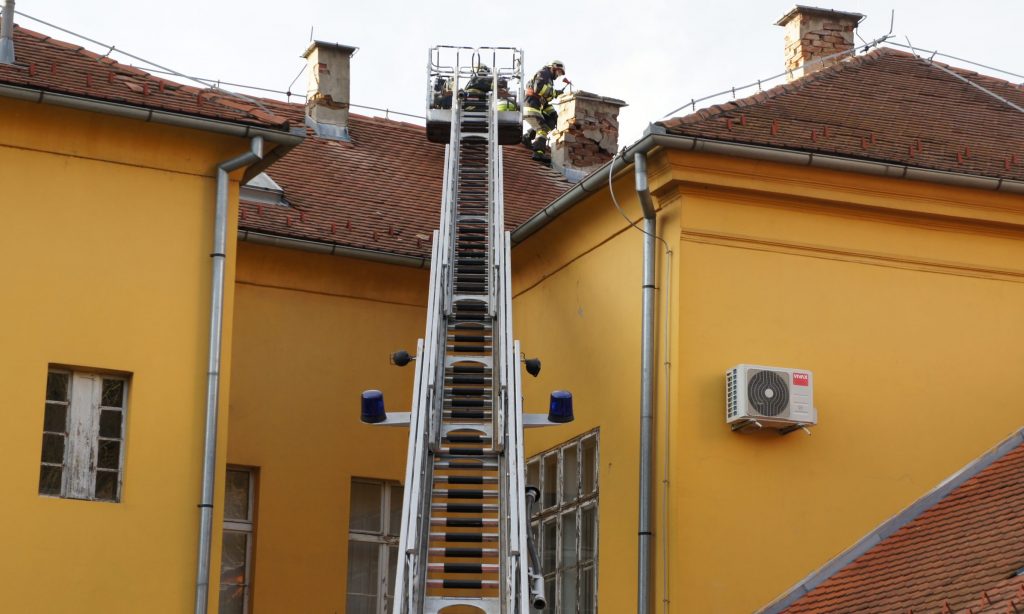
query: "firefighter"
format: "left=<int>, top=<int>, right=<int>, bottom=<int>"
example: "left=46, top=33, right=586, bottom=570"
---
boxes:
left=523, top=60, right=568, bottom=161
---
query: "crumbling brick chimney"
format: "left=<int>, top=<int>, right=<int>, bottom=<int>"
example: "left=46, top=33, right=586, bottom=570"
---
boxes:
left=776, top=6, right=863, bottom=80
left=303, top=41, right=357, bottom=141
left=549, top=91, right=627, bottom=182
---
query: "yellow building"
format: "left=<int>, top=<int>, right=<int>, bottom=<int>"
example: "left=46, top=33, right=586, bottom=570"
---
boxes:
left=9, top=5, right=1024, bottom=614
left=0, top=22, right=301, bottom=614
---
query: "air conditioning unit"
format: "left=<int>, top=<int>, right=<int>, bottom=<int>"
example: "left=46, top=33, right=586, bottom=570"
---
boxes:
left=726, top=364, right=816, bottom=431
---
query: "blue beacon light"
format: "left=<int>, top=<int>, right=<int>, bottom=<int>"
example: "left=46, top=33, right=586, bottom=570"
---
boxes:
left=548, top=390, right=574, bottom=423
left=360, top=390, right=387, bottom=424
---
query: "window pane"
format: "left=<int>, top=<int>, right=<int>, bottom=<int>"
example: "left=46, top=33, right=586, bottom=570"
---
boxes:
left=580, top=565, right=596, bottom=613
left=582, top=437, right=597, bottom=495
left=542, top=520, right=556, bottom=571
left=97, top=440, right=121, bottom=470
left=101, top=379, right=125, bottom=407
left=225, top=470, right=251, bottom=521
left=346, top=540, right=380, bottom=608
left=581, top=506, right=597, bottom=562
left=388, top=484, right=404, bottom=537
left=346, top=594, right=376, bottom=614
left=218, top=585, right=245, bottom=614
left=220, top=531, right=248, bottom=585
left=44, top=403, right=68, bottom=433
left=41, top=433, right=65, bottom=464
left=527, top=459, right=540, bottom=490
left=99, top=409, right=123, bottom=439
left=387, top=544, right=398, bottom=598
left=544, top=577, right=555, bottom=613
left=94, top=470, right=118, bottom=501
left=350, top=481, right=383, bottom=533
left=543, top=454, right=557, bottom=509
left=38, top=465, right=62, bottom=496
left=46, top=372, right=69, bottom=402
left=563, top=444, right=579, bottom=504
left=562, top=510, right=578, bottom=567
left=561, top=568, right=577, bottom=614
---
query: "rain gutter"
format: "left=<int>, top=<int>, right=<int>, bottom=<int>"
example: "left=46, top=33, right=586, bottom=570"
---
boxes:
left=510, top=127, right=1024, bottom=246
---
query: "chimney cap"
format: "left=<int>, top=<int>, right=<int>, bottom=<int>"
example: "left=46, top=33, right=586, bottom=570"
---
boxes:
left=302, top=40, right=358, bottom=59
left=775, top=5, right=864, bottom=27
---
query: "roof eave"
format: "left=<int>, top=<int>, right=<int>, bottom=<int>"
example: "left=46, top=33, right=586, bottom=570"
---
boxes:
left=0, top=82, right=305, bottom=145
left=509, top=129, right=1024, bottom=246
left=237, top=229, right=431, bottom=269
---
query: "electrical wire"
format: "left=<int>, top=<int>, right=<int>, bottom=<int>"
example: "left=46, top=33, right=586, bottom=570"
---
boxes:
left=886, top=41, right=1024, bottom=82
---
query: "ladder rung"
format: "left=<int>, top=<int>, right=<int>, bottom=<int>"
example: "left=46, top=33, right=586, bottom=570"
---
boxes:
left=435, top=475, right=496, bottom=484
left=433, top=460, right=498, bottom=470
left=426, top=579, right=500, bottom=589
left=428, top=548, right=499, bottom=560
left=431, top=503, right=500, bottom=513
left=431, top=518, right=499, bottom=527
left=429, top=532, right=498, bottom=542
left=433, top=489, right=496, bottom=499
left=427, top=562, right=499, bottom=573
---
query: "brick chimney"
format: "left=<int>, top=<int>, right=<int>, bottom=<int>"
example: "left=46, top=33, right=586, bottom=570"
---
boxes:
left=303, top=41, right=357, bottom=141
left=776, top=6, right=863, bottom=80
left=549, top=91, right=627, bottom=182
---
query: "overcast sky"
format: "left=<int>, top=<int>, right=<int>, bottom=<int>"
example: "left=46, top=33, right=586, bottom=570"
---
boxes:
left=15, top=0, right=1024, bottom=145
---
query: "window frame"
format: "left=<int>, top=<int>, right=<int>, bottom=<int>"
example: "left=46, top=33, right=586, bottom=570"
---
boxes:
left=220, top=466, right=257, bottom=614
left=39, top=367, right=129, bottom=503
left=528, top=430, right=600, bottom=614
left=346, top=477, right=404, bottom=614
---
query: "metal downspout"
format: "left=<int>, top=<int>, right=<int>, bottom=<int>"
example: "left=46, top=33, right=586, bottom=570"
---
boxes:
left=0, top=0, right=15, bottom=65
left=635, top=152, right=657, bottom=614
left=195, top=136, right=264, bottom=614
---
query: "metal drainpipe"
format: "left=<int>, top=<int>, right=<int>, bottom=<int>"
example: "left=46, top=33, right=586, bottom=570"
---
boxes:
left=194, top=136, right=264, bottom=614
left=634, top=152, right=657, bottom=614
left=0, top=0, right=15, bottom=65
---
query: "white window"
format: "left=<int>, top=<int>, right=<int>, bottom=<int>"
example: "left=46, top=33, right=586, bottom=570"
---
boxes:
left=527, top=431, right=599, bottom=613
left=39, top=369, right=128, bottom=502
left=220, top=467, right=257, bottom=614
left=346, top=478, right=403, bottom=614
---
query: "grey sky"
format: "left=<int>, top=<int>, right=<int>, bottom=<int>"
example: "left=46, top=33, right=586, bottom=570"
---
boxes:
left=17, top=0, right=1024, bottom=145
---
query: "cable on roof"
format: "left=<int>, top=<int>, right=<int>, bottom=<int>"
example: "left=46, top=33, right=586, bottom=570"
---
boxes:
left=886, top=41, right=1024, bottom=82
left=13, top=9, right=428, bottom=124
left=903, top=36, right=1024, bottom=116
left=659, top=32, right=892, bottom=120
left=14, top=8, right=276, bottom=116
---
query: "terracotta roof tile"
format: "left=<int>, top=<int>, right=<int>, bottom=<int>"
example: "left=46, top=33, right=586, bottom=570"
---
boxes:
left=661, top=48, right=1024, bottom=182
left=779, top=436, right=1024, bottom=613
left=239, top=98, right=572, bottom=259
left=0, top=23, right=291, bottom=129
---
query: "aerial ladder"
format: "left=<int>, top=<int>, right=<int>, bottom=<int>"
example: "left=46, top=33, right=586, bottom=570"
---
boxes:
left=361, top=46, right=573, bottom=614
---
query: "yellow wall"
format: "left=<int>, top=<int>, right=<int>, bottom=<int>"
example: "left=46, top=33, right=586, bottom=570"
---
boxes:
left=0, top=98, right=255, bottom=612
left=228, top=242, right=426, bottom=612
left=511, top=147, right=1024, bottom=613
left=662, top=150, right=1024, bottom=612
left=512, top=169, right=665, bottom=613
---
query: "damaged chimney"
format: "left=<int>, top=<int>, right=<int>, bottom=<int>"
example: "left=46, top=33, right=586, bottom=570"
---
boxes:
left=303, top=41, right=357, bottom=141
left=549, top=91, right=627, bottom=182
left=776, top=6, right=863, bottom=80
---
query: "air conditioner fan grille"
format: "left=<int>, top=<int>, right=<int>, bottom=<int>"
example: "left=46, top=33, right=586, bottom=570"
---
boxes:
left=747, top=370, right=789, bottom=417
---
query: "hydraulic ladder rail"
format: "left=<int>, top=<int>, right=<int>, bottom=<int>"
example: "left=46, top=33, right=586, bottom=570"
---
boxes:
left=387, top=47, right=552, bottom=614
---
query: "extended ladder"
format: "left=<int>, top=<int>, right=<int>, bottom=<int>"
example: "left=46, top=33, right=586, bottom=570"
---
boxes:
left=363, top=47, right=560, bottom=614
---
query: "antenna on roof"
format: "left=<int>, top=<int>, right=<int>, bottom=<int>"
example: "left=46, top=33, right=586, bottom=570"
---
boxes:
left=309, top=25, right=313, bottom=42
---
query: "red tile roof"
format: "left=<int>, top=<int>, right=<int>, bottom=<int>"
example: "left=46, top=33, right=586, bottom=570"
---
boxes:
left=0, top=24, right=291, bottom=129
left=660, top=48, right=1024, bottom=182
left=768, top=430, right=1024, bottom=613
left=238, top=99, right=571, bottom=259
